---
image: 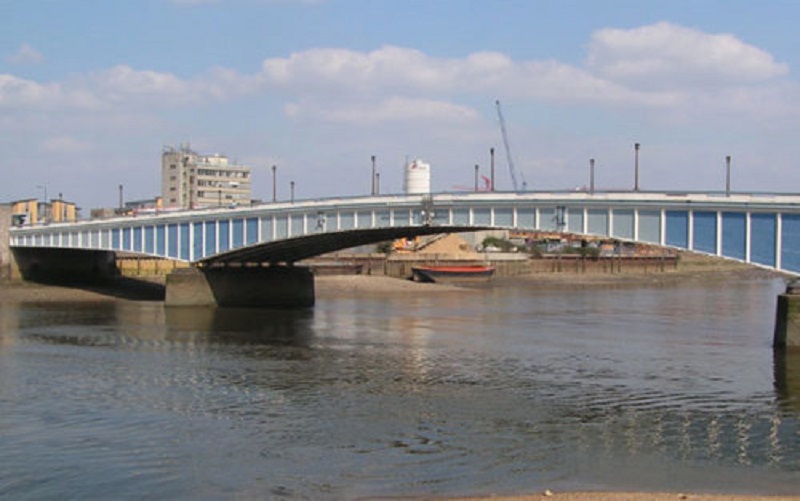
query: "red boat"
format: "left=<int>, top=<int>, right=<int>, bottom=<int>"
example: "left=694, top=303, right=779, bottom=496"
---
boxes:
left=411, top=265, right=495, bottom=283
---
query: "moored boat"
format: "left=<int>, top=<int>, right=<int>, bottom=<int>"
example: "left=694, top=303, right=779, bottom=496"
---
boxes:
left=411, top=265, right=495, bottom=283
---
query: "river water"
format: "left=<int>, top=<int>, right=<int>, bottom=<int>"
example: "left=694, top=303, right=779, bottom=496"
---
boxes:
left=1, top=276, right=799, bottom=499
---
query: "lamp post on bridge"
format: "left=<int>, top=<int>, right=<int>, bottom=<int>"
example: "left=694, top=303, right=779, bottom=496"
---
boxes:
left=726, top=155, right=732, bottom=197
left=271, top=165, right=277, bottom=203
left=371, top=155, right=377, bottom=196
left=633, top=142, right=640, bottom=192
left=474, top=164, right=479, bottom=192
left=490, top=147, right=495, bottom=192
left=589, top=158, right=595, bottom=195
left=290, top=181, right=295, bottom=204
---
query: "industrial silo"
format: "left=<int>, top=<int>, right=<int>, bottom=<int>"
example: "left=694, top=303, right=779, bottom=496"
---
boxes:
left=404, top=159, right=431, bottom=195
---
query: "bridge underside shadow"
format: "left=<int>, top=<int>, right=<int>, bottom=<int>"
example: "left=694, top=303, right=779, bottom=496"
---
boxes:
left=12, top=247, right=118, bottom=283
left=199, top=225, right=489, bottom=266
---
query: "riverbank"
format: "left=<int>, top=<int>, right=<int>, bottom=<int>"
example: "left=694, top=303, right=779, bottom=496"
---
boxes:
left=0, top=258, right=787, bottom=303
left=0, top=274, right=471, bottom=303
left=0, top=278, right=166, bottom=303
left=446, top=493, right=800, bottom=501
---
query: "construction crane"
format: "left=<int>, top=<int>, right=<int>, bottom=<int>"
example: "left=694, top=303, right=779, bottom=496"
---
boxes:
left=495, top=99, right=524, bottom=192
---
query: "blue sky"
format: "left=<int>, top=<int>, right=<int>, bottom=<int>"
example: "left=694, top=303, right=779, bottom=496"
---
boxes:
left=2, top=0, right=800, bottom=208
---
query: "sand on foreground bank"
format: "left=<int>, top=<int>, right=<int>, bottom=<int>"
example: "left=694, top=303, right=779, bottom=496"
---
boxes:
left=0, top=278, right=166, bottom=303
left=0, top=275, right=471, bottom=303
left=440, top=492, right=800, bottom=501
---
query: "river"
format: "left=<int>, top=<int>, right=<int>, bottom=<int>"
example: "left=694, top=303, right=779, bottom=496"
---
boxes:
left=1, top=275, right=799, bottom=499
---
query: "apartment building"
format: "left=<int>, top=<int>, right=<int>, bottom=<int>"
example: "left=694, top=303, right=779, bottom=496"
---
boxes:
left=11, top=198, right=78, bottom=226
left=162, top=144, right=252, bottom=209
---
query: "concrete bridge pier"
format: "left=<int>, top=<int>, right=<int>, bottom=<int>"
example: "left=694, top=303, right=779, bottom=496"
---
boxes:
left=775, top=280, right=800, bottom=348
left=165, top=265, right=315, bottom=308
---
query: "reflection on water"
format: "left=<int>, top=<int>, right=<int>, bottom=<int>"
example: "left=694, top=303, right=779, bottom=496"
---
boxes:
left=1, top=277, right=799, bottom=498
left=775, top=350, right=800, bottom=414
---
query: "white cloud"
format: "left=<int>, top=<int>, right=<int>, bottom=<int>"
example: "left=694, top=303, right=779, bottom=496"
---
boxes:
left=89, top=65, right=194, bottom=103
left=0, top=65, right=256, bottom=111
left=6, top=43, right=44, bottom=65
left=0, top=74, right=100, bottom=109
left=260, top=46, right=681, bottom=109
left=0, top=74, right=55, bottom=106
left=42, top=136, right=93, bottom=153
left=84, top=65, right=262, bottom=106
left=285, top=96, right=480, bottom=123
left=1, top=25, right=789, bottom=123
left=587, top=22, right=788, bottom=90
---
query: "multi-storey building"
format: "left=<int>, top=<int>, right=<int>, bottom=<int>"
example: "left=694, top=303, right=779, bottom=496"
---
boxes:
left=162, top=144, right=252, bottom=209
left=11, top=198, right=78, bottom=226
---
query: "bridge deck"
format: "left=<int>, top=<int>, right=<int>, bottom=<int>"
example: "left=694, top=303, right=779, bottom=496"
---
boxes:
left=10, top=191, right=800, bottom=274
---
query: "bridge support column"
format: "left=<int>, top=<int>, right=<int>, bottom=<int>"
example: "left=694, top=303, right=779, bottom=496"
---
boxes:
left=775, top=280, right=800, bottom=348
left=165, top=266, right=315, bottom=308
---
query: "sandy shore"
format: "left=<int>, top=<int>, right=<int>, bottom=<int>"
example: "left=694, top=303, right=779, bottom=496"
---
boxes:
left=0, top=278, right=166, bottom=303
left=0, top=275, right=473, bottom=303
left=440, top=493, right=800, bottom=501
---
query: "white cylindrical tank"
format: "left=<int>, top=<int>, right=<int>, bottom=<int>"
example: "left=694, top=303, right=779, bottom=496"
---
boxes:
left=404, top=159, right=431, bottom=195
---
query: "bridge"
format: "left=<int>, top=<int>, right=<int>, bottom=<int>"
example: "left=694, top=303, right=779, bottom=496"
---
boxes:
left=8, top=190, right=800, bottom=307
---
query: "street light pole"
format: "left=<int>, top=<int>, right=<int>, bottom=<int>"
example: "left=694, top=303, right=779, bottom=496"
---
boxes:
left=474, top=164, right=479, bottom=192
left=490, top=147, right=495, bottom=192
left=589, top=158, right=595, bottom=194
left=290, top=181, right=295, bottom=204
left=726, top=155, right=732, bottom=197
left=271, top=165, right=277, bottom=202
left=634, top=143, right=640, bottom=192
left=371, top=155, right=376, bottom=196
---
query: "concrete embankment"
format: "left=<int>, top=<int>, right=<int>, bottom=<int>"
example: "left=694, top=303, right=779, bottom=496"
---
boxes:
left=303, top=251, right=776, bottom=280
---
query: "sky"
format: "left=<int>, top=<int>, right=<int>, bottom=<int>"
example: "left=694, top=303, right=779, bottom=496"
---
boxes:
left=2, top=0, right=800, bottom=209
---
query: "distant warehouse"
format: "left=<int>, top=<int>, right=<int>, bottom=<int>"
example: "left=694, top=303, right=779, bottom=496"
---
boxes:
left=162, top=143, right=252, bottom=209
